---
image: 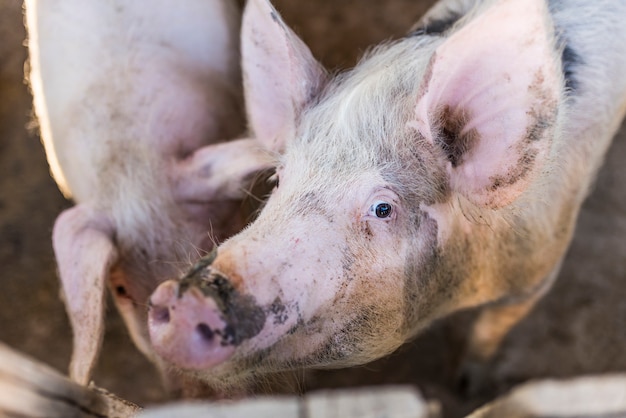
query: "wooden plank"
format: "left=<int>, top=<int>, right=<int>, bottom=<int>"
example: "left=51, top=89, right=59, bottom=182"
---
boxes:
left=10, top=336, right=626, bottom=418
left=139, top=398, right=300, bottom=418
left=0, top=342, right=435, bottom=418
left=468, top=375, right=626, bottom=418
left=0, top=341, right=435, bottom=418
left=305, top=386, right=432, bottom=418
left=0, top=377, right=84, bottom=418
left=0, top=342, right=140, bottom=417
left=140, top=386, right=436, bottom=418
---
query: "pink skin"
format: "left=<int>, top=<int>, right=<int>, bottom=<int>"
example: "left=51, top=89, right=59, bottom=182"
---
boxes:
left=25, top=0, right=274, bottom=388
left=145, top=0, right=563, bottom=386
left=411, top=0, right=558, bottom=209
left=147, top=0, right=626, bottom=391
left=148, top=169, right=415, bottom=383
left=149, top=280, right=235, bottom=370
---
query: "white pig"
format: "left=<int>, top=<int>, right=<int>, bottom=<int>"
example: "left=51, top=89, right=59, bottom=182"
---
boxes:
left=148, top=0, right=626, bottom=392
left=25, top=0, right=271, bottom=390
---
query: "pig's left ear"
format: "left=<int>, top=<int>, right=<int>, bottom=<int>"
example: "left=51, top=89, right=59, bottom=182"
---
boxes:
left=241, top=0, right=327, bottom=152
left=413, top=0, right=562, bottom=209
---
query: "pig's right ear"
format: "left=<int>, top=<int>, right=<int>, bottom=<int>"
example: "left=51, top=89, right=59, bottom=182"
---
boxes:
left=412, top=0, right=561, bottom=209
left=241, top=0, right=327, bottom=152
left=52, top=205, right=118, bottom=385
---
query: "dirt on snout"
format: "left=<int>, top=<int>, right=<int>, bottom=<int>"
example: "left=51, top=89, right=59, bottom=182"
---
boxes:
left=2, top=1, right=626, bottom=418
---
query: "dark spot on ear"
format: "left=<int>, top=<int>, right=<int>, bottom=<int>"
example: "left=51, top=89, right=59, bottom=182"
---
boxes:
left=486, top=68, right=557, bottom=193
left=436, top=105, right=479, bottom=167
left=560, top=42, right=582, bottom=95
left=526, top=69, right=559, bottom=141
left=270, top=11, right=280, bottom=24
left=408, top=11, right=463, bottom=37
left=489, top=147, right=538, bottom=191
left=525, top=113, right=553, bottom=142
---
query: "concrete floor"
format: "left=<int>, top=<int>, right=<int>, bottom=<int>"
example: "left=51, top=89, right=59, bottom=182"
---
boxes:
left=2, top=1, right=626, bottom=417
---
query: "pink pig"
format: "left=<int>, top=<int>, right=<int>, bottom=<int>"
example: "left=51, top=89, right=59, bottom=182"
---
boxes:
left=25, top=0, right=271, bottom=390
left=148, top=0, right=626, bottom=392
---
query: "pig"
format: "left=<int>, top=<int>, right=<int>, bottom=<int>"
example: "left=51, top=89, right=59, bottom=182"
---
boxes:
left=24, top=0, right=271, bottom=391
left=148, top=0, right=626, bottom=393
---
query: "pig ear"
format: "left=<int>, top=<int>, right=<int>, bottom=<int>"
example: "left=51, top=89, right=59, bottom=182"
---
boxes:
left=53, top=205, right=118, bottom=385
left=413, top=0, right=561, bottom=209
left=241, top=0, right=327, bottom=152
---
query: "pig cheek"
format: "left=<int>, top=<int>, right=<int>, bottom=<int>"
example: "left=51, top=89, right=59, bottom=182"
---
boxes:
left=335, top=221, right=408, bottom=351
left=401, top=207, right=468, bottom=334
left=256, top=223, right=404, bottom=366
left=350, top=214, right=438, bottom=344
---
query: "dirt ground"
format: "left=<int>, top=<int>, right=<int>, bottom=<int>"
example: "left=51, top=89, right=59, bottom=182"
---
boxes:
left=1, top=1, right=626, bottom=417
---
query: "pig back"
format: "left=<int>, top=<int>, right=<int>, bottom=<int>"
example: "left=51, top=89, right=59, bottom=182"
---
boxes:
left=549, top=0, right=626, bottom=185
left=26, top=0, right=244, bottom=203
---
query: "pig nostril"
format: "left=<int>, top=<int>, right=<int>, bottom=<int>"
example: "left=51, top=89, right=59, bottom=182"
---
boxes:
left=196, top=323, right=214, bottom=342
left=151, top=305, right=170, bottom=324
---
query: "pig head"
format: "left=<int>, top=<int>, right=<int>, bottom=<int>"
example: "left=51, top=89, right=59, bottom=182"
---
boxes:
left=25, top=0, right=272, bottom=388
left=148, top=0, right=626, bottom=390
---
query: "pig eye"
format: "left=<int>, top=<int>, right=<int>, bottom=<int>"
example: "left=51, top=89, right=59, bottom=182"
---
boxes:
left=269, top=173, right=279, bottom=189
left=370, top=201, right=393, bottom=219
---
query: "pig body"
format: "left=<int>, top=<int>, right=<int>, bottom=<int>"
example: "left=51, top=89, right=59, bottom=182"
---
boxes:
left=149, top=0, right=626, bottom=391
left=25, top=0, right=270, bottom=389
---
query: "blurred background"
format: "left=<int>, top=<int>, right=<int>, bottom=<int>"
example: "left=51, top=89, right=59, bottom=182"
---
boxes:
left=1, top=1, right=625, bottom=417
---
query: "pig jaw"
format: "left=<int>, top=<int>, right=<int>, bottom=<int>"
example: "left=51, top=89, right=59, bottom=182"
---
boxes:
left=405, top=192, right=581, bottom=338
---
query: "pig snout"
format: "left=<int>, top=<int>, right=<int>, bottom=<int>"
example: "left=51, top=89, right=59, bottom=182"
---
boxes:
left=148, top=278, right=235, bottom=370
left=148, top=262, right=267, bottom=370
